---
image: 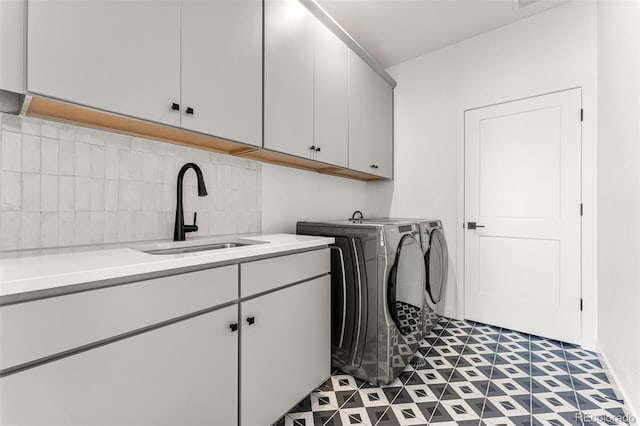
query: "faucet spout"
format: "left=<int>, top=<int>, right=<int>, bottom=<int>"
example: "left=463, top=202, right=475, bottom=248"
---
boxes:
left=174, top=162, right=208, bottom=241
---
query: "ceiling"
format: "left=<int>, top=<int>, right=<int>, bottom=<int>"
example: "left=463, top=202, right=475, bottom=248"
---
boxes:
left=316, top=0, right=568, bottom=68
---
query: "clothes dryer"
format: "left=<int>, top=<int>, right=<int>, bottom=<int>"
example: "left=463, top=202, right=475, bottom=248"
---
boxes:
left=296, top=219, right=425, bottom=385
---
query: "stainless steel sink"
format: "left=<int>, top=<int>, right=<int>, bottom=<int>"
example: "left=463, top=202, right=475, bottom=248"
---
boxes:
left=136, top=238, right=265, bottom=255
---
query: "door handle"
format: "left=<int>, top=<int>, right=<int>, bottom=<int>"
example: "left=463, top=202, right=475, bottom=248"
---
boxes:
left=467, top=222, right=485, bottom=230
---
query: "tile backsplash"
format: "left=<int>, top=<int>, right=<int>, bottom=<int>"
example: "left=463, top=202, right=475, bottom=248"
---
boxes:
left=0, top=113, right=261, bottom=251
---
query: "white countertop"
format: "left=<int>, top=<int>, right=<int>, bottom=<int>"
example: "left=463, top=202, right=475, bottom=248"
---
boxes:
left=0, top=234, right=333, bottom=299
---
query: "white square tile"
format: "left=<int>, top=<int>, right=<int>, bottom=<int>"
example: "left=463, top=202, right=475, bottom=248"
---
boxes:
left=59, top=124, right=75, bottom=141
left=75, top=211, right=91, bottom=245
left=1, top=114, right=22, bottom=132
left=130, top=150, right=144, bottom=180
left=143, top=152, right=156, bottom=182
left=142, top=182, right=154, bottom=211
left=105, top=180, right=118, bottom=211
left=58, top=211, right=75, bottom=247
left=90, top=211, right=105, bottom=244
left=58, top=139, right=75, bottom=176
left=41, top=212, right=59, bottom=248
left=21, top=211, right=41, bottom=249
left=90, top=179, right=105, bottom=211
left=104, top=147, right=118, bottom=179
left=1, top=131, right=21, bottom=171
left=22, top=134, right=41, bottom=173
left=41, top=121, right=59, bottom=139
left=41, top=174, right=58, bottom=211
left=75, top=177, right=91, bottom=211
left=21, top=173, right=41, bottom=211
left=41, top=137, right=59, bottom=175
left=1, top=171, right=21, bottom=210
left=58, top=176, right=75, bottom=211
left=104, top=211, right=118, bottom=243
left=130, top=181, right=143, bottom=211
left=0, top=211, right=21, bottom=250
left=90, top=145, right=105, bottom=178
left=21, top=116, right=41, bottom=136
left=75, top=142, right=91, bottom=177
left=118, top=149, right=131, bottom=180
left=117, top=211, right=132, bottom=242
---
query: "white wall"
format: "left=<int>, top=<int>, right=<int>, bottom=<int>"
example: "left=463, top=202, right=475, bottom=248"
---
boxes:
left=380, top=1, right=598, bottom=345
left=597, top=0, right=640, bottom=417
left=261, top=163, right=370, bottom=233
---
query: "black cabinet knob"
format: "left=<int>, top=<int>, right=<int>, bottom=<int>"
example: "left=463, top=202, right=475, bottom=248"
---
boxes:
left=186, top=107, right=194, bottom=115
left=246, top=316, right=255, bottom=325
left=309, top=145, right=316, bottom=151
left=229, top=323, right=238, bottom=332
left=315, top=147, right=321, bottom=152
left=171, top=102, right=180, bottom=111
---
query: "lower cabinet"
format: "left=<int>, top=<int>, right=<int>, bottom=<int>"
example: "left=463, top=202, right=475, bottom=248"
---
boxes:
left=0, top=305, right=239, bottom=426
left=0, top=249, right=331, bottom=426
left=241, top=275, right=331, bottom=426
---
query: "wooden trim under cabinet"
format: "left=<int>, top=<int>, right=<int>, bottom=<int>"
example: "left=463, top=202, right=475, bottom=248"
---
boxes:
left=26, top=96, right=257, bottom=155
left=25, top=95, right=388, bottom=181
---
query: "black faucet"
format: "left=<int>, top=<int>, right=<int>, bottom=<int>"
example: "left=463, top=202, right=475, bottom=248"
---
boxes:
left=174, top=162, right=208, bottom=241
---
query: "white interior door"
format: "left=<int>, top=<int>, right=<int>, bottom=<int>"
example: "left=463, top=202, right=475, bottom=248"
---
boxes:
left=464, top=89, right=582, bottom=344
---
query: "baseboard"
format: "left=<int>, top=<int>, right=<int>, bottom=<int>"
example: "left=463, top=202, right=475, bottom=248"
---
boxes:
left=597, top=344, right=639, bottom=425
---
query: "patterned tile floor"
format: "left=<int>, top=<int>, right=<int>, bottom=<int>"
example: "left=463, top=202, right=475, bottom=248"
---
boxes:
left=274, top=317, right=632, bottom=426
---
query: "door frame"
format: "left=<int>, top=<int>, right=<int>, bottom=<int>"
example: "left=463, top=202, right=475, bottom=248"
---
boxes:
left=456, top=86, right=597, bottom=350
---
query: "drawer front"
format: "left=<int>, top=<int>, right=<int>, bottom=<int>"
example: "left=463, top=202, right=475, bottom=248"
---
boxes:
left=0, top=265, right=238, bottom=371
left=241, top=249, right=329, bottom=298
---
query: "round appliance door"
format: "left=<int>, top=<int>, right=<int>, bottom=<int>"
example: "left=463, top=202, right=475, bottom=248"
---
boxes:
left=425, top=228, right=448, bottom=304
left=387, top=234, right=425, bottom=336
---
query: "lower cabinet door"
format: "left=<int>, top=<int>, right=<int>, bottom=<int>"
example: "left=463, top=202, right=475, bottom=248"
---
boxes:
left=0, top=306, right=239, bottom=426
left=241, top=276, right=331, bottom=426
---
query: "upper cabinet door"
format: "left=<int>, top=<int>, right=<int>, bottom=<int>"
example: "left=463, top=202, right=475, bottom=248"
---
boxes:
left=313, top=21, right=348, bottom=168
left=348, top=51, right=375, bottom=174
left=373, top=75, right=393, bottom=179
left=27, top=0, right=181, bottom=127
left=264, top=0, right=315, bottom=158
left=181, top=0, right=262, bottom=147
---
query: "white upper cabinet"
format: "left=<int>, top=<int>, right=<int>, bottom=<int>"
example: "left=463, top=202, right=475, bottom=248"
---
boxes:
left=264, top=0, right=315, bottom=158
left=348, top=51, right=393, bottom=178
left=313, top=20, right=349, bottom=168
left=348, top=51, right=376, bottom=174
left=373, top=74, right=393, bottom=179
left=27, top=0, right=181, bottom=127
left=181, top=0, right=262, bottom=146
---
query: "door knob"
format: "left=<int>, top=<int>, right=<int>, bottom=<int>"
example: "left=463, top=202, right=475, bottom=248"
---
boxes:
left=186, top=107, right=194, bottom=115
left=467, top=222, right=485, bottom=230
left=246, top=316, right=256, bottom=325
left=171, top=102, right=180, bottom=111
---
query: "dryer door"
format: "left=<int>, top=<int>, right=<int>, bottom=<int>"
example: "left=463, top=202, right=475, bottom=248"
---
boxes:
left=387, top=234, right=425, bottom=336
left=425, top=228, right=448, bottom=304
left=330, top=236, right=368, bottom=369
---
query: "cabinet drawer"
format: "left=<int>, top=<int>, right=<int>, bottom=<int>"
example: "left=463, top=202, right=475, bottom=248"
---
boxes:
left=0, top=265, right=238, bottom=371
left=241, top=249, right=329, bottom=298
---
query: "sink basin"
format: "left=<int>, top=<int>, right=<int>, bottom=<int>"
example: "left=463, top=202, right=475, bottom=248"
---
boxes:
left=136, top=238, right=266, bottom=255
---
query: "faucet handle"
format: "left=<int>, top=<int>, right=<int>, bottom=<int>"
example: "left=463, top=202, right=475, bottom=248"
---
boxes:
left=184, top=212, right=199, bottom=233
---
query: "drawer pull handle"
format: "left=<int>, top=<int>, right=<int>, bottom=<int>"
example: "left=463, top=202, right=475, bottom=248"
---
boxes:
left=229, top=323, right=238, bottom=332
left=246, top=316, right=256, bottom=325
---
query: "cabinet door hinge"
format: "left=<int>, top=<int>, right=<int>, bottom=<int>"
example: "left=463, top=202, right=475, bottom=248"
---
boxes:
left=580, top=108, right=584, bottom=122
left=580, top=298, right=583, bottom=311
left=580, top=203, right=583, bottom=216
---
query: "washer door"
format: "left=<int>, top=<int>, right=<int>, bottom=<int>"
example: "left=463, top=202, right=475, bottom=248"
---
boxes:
left=387, top=234, right=425, bottom=336
left=425, top=228, right=448, bottom=304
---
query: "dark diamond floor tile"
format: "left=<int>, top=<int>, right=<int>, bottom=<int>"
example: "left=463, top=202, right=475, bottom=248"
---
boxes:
left=336, top=390, right=359, bottom=408
left=425, top=402, right=454, bottom=423
left=368, top=406, right=399, bottom=426
left=321, top=412, right=344, bottom=426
